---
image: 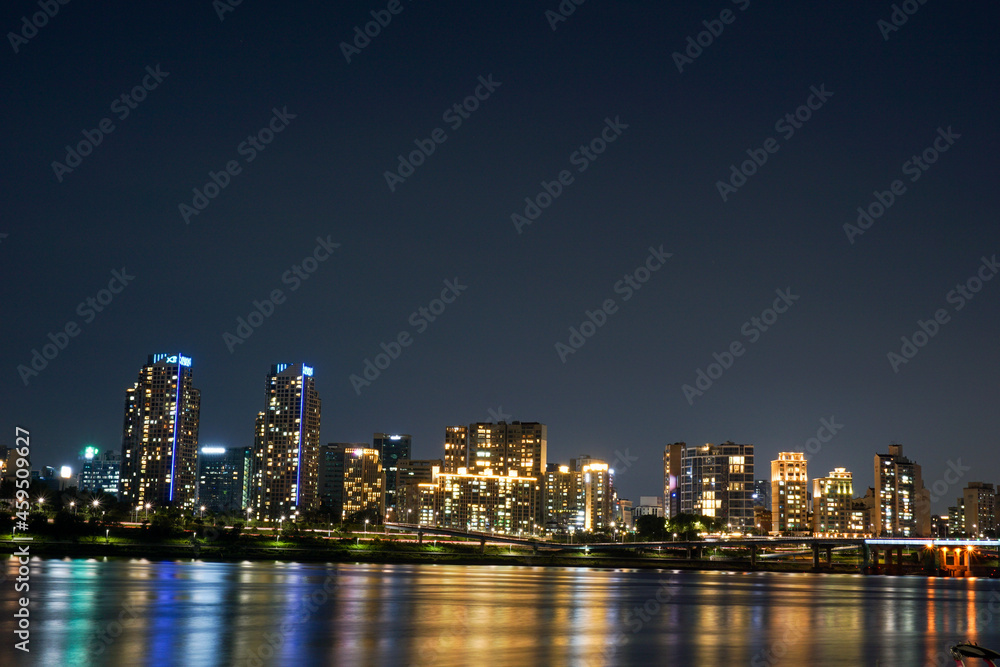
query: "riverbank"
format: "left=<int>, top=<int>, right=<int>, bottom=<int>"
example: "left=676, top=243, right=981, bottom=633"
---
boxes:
left=0, top=538, right=876, bottom=574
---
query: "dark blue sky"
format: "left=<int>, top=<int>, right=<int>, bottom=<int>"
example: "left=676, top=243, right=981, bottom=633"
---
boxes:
left=3, top=1, right=998, bottom=512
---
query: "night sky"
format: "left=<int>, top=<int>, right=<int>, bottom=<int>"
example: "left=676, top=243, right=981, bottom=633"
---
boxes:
left=3, top=1, right=998, bottom=513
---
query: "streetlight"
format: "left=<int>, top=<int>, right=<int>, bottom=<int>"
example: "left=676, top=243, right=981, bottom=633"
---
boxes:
left=200, top=505, right=206, bottom=519
left=277, top=516, right=285, bottom=547
left=144, top=503, right=151, bottom=519
left=105, top=528, right=110, bottom=545
left=37, top=497, right=46, bottom=512
left=365, top=519, right=369, bottom=534
left=70, top=501, right=76, bottom=515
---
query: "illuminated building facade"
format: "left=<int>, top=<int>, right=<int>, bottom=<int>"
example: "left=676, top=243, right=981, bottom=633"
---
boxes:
left=771, top=451, right=808, bottom=534
left=418, top=467, right=537, bottom=534
left=681, top=442, right=755, bottom=530
left=617, top=498, right=633, bottom=529
left=663, top=442, right=683, bottom=519
left=633, top=496, right=664, bottom=519
left=119, top=354, right=200, bottom=509
left=197, top=446, right=252, bottom=513
left=963, top=481, right=996, bottom=538
left=949, top=499, right=966, bottom=536
left=78, top=446, right=121, bottom=497
left=252, top=363, right=321, bottom=523
left=373, top=433, right=411, bottom=515
left=850, top=500, right=869, bottom=535
left=317, top=443, right=359, bottom=520
left=341, top=447, right=385, bottom=522
left=812, top=468, right=855, bottom=535
left=541, top=457, right=615, bottom=532
left=873, top=444, right=927, bottom=537
left=578, top=458, right=613, bottom=532
left=443, top=426, right=468, bottom=472
left=395, top=458, right=441, bottom=521
left=443, top=421, right=547, bottom=522
left=545, top=463, right=581, bottom=530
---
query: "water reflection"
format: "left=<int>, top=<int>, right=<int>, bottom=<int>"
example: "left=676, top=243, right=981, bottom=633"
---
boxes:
left=2, top=558, right=998, bottom=666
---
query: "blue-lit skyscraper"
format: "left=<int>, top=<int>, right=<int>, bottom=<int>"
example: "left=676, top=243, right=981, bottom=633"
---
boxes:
left=119, top=353, right=200, bottom=509
left=252, top=363, right=321, bottom=522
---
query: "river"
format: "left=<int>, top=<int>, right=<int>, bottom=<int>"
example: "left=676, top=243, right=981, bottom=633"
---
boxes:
left=2, top=558, right=999, bottom=665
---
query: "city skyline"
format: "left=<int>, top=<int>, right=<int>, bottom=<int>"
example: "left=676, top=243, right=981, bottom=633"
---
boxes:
left=9, top=349, right=997, bottom=516
left=3, top=1, right=999, bottom=524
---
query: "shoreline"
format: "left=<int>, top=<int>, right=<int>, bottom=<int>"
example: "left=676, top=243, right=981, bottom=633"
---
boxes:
left=1, top=540, right=908, bottom=575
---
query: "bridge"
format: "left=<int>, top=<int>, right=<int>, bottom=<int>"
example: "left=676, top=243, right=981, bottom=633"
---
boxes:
left=384, top=523, right=998, bottom=573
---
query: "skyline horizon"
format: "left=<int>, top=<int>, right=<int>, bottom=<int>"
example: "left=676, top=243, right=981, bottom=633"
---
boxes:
left=15, top=349, right=989, bottom=517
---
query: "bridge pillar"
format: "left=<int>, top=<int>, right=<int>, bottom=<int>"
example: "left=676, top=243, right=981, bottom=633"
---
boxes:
left=886, top=547, right=893, bottom=574
left=897, top=546, right=903, bottom=574
left=418, top=530, right=423, bottom=545
left=685, top=545, right=692, bottom=560
left=862, top=543, right=870, bottom=572
left=480, top=538, right=486, bottom=555
left=750, top=544, right=757, bottom=570
left=812, top=543, right=820, bottom=570
left=825, top=546, right=832, bottom=566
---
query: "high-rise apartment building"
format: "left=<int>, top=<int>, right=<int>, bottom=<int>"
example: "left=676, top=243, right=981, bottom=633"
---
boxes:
left=948, top=499, right=966, bottom=537
left=252, top=364, right=321, bottom=523
left=418, top=466, right=538, bottom=534
left=963, top=482, right=996, bottom=538
left=119, top=354, right=200, bottom=509
left=197, top=446, right=252, bottom=513
left=874, top=444, right=928, bottom=537
left=771, top=452, right=808, bottom=534
left=395, top=458, right=442, bottom=521
left=341, top=447, right=385, bottom=522
left=318, top=443, right=362, bottom=521
left=373, top=433, right=411, bottom=516
left=443, top=426, right=468, bottom=472
left=663, top=443, right=683, bottom=519
left=545, top=463, right=581, bottom=530
left=812, top=468, right=855, bottom=535
left=579, top=458, right=613, bottom=532
left=443, top=421, right=546, bottom=522
left=680, top=442, right=755, bottom=530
